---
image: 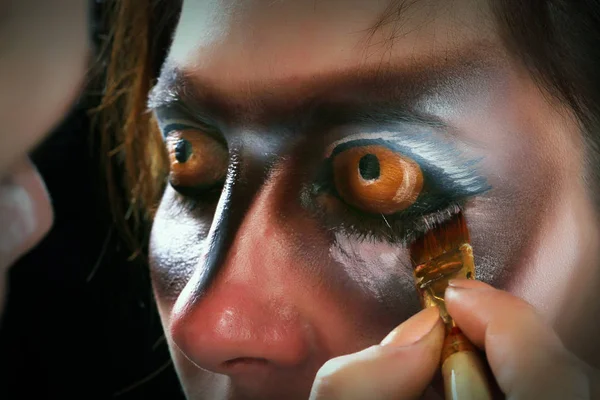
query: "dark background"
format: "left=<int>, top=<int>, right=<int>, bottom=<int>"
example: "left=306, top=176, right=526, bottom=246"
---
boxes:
left=0, top=97, right=185, bottom=399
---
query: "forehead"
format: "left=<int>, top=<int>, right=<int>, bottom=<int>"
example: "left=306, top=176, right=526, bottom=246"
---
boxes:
left=168, top=0, right=497, bottom=86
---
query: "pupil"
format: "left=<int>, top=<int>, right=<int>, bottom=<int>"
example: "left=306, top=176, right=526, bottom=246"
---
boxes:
left=175, top=138, right=192, bottom=163
left=358, top=154, right=380, bottom=180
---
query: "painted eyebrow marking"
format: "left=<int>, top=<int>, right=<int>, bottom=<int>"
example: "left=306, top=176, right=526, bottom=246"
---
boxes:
left=325, top=131, right=427, bottom=158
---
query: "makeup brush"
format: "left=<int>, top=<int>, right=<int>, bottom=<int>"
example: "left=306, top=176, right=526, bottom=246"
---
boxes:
left=410, top=211, right=492, bottom=400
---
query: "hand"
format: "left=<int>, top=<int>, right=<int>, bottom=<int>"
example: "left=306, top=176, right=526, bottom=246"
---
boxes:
left=309, top=306, right=445, bottom=400
left=445, top=279, right=599, bottom=399
left=309, top=280, right=600, bottom=399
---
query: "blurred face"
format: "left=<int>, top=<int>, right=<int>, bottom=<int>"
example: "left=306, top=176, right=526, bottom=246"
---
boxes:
left=149, top=0, right=600, bottom=398
left=0, top=0, right=88, bottom=309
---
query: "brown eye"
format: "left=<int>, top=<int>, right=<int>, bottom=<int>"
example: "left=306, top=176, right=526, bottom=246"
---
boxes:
left=332, top=145, right=424, bottom=215
left=166, top=131, right=228, bottom=189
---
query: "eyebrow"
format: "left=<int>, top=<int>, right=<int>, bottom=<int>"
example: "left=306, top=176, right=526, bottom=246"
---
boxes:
left=148, top=43, right=504, bottom=128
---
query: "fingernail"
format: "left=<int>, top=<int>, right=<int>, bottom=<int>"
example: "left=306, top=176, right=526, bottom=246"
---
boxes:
left=381, top=307, right=440, bottom=347
left=0, top=181, right=36, bottom=268
left=447, top=278, right=492, bottom=290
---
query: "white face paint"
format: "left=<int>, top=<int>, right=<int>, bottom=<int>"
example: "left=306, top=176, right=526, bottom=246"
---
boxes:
left=329, top=230, right=415, bottom=299
left=168, top=0, right=234, bottom=66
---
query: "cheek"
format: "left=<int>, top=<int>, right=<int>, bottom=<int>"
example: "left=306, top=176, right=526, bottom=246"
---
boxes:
left=418, top=63, right=578, bottom=292
left=330, top=232, right=420, bottom=316
left=272, top=162, right=422, bottom=334
left=150, top=169, right=422, bottom=359
left=276, top=211, right=419, bottom=336
left=149, top=188, right=213, bottom=304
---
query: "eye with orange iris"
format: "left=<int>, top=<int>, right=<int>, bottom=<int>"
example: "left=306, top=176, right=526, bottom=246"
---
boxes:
left=311, top=135, right=490, bottom=243
left=332, top=145, right=424, bottom=215
left=166, top=130, right=228, bottom=191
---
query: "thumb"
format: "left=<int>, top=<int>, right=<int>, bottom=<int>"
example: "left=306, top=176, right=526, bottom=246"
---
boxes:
left=309, top=307, right=444, bottom=400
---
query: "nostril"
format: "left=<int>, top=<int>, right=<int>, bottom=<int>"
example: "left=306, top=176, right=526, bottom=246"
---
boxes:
left=223, top=357, right=269, bottom=368
left=221, top=357, right=271, bottom=374
left=170, top=282, right=312, bottom=374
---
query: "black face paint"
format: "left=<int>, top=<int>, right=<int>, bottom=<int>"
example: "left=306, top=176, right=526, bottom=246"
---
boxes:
left=181, top=145, right=277, bottom=302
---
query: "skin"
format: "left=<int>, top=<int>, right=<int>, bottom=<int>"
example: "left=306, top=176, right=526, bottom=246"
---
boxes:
left=149, top=0, right=600, bottom=398
left=0, top=0, right=88, bottom=311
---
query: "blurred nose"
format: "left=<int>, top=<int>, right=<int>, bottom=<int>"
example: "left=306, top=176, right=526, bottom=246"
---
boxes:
left=169, top=186, right=311, bottom=375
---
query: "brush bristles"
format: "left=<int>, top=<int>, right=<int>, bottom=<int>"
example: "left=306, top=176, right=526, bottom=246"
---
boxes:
left=410, top=212, right=470, bottom=266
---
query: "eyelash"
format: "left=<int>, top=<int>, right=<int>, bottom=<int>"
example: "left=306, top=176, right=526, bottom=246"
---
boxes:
left=312, top=194, right=464, bottom=246
left=306, top=170, right=461, bottom=246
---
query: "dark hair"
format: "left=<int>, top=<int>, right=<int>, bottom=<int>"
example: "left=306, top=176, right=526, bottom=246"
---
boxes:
left=93, top=0, right=600, bottom=254
left=91, top=0, right=181, bottom=257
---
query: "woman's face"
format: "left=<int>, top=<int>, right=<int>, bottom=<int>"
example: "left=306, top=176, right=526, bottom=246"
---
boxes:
left=149, top=0, right=600, bottom=398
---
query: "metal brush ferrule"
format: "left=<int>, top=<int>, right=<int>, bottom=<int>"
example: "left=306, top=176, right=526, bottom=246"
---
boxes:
left=412, top=238, right=493, bottom=399
left=413, top=243, right=475, bottom=326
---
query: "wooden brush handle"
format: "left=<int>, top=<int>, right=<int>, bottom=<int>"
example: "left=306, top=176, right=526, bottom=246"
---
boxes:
left=441, top=328, right=492, bottom=400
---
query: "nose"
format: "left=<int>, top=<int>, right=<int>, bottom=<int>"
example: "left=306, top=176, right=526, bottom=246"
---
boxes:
left=169, top=188, right=312, bottom=375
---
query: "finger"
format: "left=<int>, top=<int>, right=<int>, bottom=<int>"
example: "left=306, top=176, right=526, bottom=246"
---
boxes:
left=446, top=279, right=592, bottom=399
left=309, top=307, right=444, bottom=400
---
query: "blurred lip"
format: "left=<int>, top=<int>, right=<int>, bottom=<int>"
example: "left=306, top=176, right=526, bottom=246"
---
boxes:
left=0, top=157, right=53, bottom=269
